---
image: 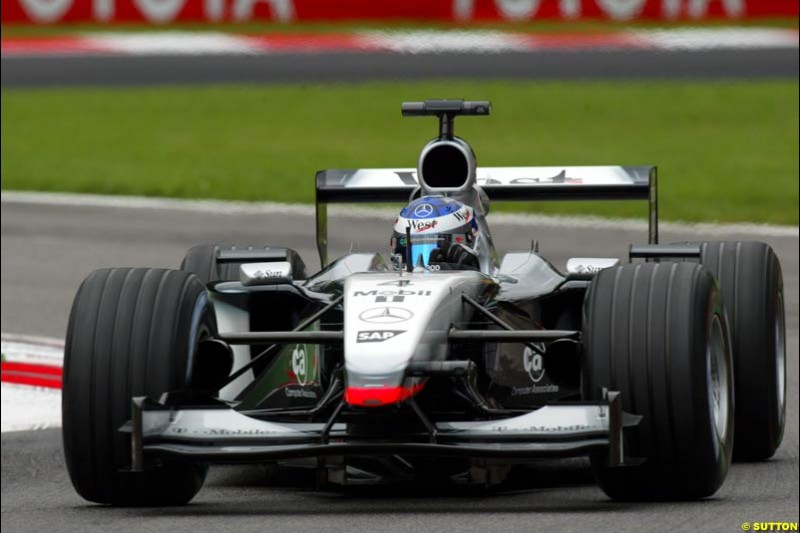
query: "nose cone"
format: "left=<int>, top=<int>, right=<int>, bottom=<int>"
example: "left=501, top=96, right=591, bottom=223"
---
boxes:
left=342, top=270, right=488, bottom=407
left=343, top=365, right=424, bottom=408
left=344, top=382, right=425, bottom=408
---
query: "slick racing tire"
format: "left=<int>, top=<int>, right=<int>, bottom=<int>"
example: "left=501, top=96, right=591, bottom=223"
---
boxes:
left=181, top=244, right=308, bottom=285
left=63, top=268, right=212, bottom=506
left=583, top=262, right=734, bottom=500
left=673, top=241, right=786, bottom=461
left=180, top=244, right=240, bottom=284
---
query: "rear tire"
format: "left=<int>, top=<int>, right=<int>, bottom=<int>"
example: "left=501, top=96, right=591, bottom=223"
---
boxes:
left=181, top=244, right=307, bottom=284
left=583, top=262, right=734, bottom=500
left=180, top=244, right=239, bottom=283
left=673, top=241, right=786, bottom=461
left=63, top=268, right=212, bottom=505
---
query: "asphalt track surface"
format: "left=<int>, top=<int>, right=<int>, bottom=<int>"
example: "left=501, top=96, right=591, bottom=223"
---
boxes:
left=1, top=198, right=798, bottom=532
left=2, top=48, right=798, bottom=87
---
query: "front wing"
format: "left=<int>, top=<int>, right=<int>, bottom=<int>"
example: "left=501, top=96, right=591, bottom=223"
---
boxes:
left=128, top=392, right=626, bottom=469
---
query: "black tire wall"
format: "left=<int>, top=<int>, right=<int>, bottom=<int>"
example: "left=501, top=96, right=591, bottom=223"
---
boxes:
left=583, top=262, right=734, bottom=500
left=675, top=241, right=786, bottom=461
left=63, top=268, right=211, bottom=505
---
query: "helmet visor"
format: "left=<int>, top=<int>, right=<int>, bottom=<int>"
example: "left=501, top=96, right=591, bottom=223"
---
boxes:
left=395, top=233, right=468, bottom=267
left=409, top=241, right=440, bottom=267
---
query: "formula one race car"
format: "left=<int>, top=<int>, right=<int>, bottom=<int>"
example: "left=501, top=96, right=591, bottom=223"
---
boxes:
left=62, top=100, right=786, bottom=505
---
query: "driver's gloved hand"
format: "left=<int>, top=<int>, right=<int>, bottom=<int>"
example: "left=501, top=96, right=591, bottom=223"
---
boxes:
left=429, top=243, right=480, bottom=270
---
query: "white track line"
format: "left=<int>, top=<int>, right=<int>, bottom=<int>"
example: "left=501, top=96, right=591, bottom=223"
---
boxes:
left=1, top=332, right=65, bottom=350
left=1, top=333, right=64, bottom=433
left=634, top=28, right=800, bottom=50
left=3, top=190, right=796, bottom=238
left=1, top=384, right=62, bottom=432
left=357, top=30, right=534, bottom=54
left=2, top=28, right=797, bottom=58
left=82, top=31, right=259, bottom=55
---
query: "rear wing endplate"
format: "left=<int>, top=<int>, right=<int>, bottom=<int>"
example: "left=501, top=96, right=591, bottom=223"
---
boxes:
left=315, top=165, right=657, bottom=267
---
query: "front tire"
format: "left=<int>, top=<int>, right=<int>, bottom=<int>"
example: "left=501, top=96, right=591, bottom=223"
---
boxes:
left=63, top=268, right=211, bottom=505
left=583, top=262, right=734, bottom=500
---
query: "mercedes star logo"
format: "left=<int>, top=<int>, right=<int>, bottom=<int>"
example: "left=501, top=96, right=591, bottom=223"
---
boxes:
left=413, top=203, right=434, bottom=218
left=358, top=307, right=414, bottom=324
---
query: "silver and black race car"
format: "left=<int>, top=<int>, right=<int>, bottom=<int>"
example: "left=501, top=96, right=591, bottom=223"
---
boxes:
left=62, top=100, right=786, bottom=505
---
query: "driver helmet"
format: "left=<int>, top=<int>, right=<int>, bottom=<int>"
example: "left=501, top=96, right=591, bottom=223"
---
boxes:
left=391, top=195, right=478, bottom=268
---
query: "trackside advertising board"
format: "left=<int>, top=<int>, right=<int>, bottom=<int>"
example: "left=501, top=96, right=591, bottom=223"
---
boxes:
left=3, top=0, right=798, bottom=24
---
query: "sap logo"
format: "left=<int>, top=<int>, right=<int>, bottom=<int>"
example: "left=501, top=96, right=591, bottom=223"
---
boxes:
left=356, top=330, right=405, bottom=343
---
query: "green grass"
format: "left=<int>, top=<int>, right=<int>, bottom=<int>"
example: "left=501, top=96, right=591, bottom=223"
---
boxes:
left=2, top=81, right=798, bottom=224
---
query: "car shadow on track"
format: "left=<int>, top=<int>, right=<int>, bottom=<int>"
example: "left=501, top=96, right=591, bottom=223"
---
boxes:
left=107, top=458, right=655, bottom=517
left=209, top=457, right=595, bottom=492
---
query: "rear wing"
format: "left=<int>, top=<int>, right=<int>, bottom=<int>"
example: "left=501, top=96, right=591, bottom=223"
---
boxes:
left=315, top=165, right=657, bottom=267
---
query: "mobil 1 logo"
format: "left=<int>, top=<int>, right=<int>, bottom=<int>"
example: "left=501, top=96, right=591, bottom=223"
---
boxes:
left=353, top=282, right=432, bottom=303
left=357, top=330, right=406, bottom=343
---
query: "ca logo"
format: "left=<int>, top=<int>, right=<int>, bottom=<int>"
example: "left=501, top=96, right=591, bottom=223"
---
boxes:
left=523, top=345, right=545, bottom=383
left=291, top=345, right=308, bottom=386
